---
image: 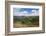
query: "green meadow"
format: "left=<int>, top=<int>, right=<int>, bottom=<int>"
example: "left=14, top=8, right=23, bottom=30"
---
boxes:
left=13, top=16, right=39, bottom=28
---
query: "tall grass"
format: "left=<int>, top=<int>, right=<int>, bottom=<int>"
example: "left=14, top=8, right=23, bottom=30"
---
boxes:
left=13, top=16, right=39, bottom=25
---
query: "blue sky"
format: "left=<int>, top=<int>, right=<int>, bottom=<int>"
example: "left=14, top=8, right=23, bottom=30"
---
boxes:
left=13, top=8, right=39, bottom=16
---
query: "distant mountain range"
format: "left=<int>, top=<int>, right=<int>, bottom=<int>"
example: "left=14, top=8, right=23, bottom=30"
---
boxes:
left=14, top=16, right=39, bottom=20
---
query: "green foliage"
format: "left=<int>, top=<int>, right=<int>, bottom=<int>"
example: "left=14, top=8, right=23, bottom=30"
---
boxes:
left=13, top=16, right=39, bottom=25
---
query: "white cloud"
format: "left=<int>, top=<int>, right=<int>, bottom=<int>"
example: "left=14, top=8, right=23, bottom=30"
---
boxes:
left=13, top=10, right=39, bottom=16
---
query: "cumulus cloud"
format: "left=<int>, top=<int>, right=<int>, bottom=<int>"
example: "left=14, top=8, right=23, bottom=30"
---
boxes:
left=13, top=10, right=39, bottom=16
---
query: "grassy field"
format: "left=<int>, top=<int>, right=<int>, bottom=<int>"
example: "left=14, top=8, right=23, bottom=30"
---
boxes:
left=13, top=16, right=39, bottom=28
